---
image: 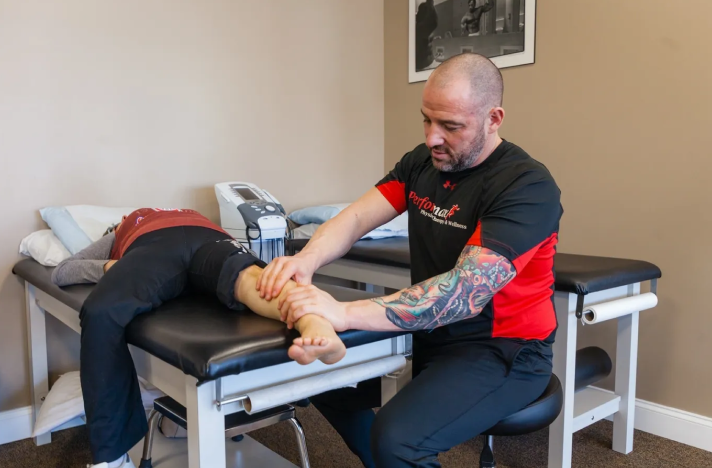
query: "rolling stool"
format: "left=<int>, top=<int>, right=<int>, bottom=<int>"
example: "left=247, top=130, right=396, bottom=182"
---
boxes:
left=478, top=347, right=612, bottom=467
left=139, top=396, right=310, bottom=468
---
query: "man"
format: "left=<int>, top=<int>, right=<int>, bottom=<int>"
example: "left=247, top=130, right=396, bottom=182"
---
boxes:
left=461, top=0, right=494, bottom=36
left=258, top=53, right=562, bottom=468
left=51, top=208, right=345, bottom=468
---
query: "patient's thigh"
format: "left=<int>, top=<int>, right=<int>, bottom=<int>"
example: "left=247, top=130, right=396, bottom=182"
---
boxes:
left=82, top=243, right=189, bottom=327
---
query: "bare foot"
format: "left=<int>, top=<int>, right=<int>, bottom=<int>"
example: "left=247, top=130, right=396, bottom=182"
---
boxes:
left=289, top=317, right=347, bottom=365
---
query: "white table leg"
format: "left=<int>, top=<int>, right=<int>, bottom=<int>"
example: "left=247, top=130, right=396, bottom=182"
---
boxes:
left=25, top=283, right=51, bottom=446
left=612, top=283, right=640, bottom=454
left=186, top=377, right=226, bottom=468
left=381, top=336, right=412, bottom=405
left=548, top=291, right=578, bottom=468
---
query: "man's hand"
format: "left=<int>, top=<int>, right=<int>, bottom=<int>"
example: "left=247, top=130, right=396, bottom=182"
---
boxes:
left=280, top=285, right=349, bottom=332
left=103, top=260, right=117, bottom=273
left=256, top=253, right=319, bottom=301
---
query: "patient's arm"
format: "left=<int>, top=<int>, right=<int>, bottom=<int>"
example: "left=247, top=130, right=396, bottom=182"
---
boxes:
left=235, top=265, right=346, bottom=365
left=51, top=233, right=116, bottom=286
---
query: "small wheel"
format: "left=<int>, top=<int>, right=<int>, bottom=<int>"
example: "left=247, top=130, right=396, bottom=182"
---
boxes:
left=232, top=434, right=244, bottom=442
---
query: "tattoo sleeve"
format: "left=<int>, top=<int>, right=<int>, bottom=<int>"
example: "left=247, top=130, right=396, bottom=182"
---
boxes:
left=370, top=245, right=516, bottom=330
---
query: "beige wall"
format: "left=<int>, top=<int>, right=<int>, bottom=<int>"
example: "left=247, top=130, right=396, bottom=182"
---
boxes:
left=0, top=0, right=384, bottom=412
left=385, top=0, right=712, bottom=416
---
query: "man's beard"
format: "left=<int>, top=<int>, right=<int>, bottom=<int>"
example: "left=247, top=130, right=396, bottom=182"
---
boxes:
left=430, top=129, right=487, bottom=173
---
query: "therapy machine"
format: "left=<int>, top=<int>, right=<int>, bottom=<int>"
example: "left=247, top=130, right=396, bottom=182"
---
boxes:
left=215, top=182, right=288, bottom=263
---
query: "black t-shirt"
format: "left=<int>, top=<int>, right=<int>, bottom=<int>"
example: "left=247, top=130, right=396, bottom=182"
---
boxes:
left=376, top=140, right=563, bottom=343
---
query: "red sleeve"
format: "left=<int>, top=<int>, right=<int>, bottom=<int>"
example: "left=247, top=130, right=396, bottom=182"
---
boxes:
left=375, top=150, right=420, bottom=214
left=376, top=181, right=406, bottom=213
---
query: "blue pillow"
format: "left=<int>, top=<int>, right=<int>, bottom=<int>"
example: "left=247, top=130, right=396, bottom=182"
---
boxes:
left=39, top=207, right=92, bottom=255
left=288, top=205, right=343, bottom=225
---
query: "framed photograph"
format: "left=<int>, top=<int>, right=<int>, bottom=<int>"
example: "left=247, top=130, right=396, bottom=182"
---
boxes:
left=409, top=0, right=537, bottom=83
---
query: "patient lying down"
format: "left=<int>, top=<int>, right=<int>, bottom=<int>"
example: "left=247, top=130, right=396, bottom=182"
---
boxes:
left=51, top=207, right=346, bottom=366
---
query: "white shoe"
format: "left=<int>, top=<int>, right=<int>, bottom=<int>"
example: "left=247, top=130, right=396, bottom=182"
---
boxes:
left=87, top=453, right=136, bottom=468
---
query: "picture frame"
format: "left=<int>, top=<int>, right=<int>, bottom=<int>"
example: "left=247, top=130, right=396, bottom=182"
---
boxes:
left=409, top=0, right=537, bottom=83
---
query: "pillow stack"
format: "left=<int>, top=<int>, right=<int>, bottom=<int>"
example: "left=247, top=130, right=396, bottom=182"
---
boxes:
left=19, top=205, right=136, bottom=266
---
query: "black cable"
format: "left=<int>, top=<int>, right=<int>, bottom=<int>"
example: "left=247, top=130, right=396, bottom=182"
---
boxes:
left=246, top=223, right=263, bottom=262
left=257, top=224, right=262, bottom=261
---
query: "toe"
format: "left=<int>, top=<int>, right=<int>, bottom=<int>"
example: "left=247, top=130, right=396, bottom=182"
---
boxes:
left=288, top=344, right=305, bottom=361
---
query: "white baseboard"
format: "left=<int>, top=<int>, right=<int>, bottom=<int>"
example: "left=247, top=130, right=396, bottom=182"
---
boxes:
left=0, top=406, right=33, bottom=445
left=592, top=387, right=712, bottom=453
left=633, top=398, right=712, bottom=452
left=0, top=406, right=86, bottom=446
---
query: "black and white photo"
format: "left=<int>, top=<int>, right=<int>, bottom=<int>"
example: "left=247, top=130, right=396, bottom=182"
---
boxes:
left=409, top=0, right=537, bottom=83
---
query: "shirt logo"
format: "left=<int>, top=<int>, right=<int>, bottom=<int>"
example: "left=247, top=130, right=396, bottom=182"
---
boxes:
left=408, top=191, right=467, bottom=229
left=443, top=180, right=457, bottom=190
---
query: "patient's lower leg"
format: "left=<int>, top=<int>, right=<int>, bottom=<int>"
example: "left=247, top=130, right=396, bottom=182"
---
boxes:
left=235, top=265, right=346, bottom=365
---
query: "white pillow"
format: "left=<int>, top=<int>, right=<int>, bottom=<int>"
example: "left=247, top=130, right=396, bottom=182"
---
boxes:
left=66, top=205, right=137, bottom=242
left=32, top=371, right=164, bottom=437
left=19, top=230, right=71, bottom=266
left=32, top=372, right=83, bottom=437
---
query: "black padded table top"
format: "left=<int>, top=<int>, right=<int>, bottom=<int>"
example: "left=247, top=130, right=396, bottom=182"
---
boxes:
left=13, top=259, right=406, bottom=382
left=288, top=238, right=661, bottom=295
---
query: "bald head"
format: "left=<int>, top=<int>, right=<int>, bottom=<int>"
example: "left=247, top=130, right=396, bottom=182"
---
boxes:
left=428, top=53, right=503, bottom=114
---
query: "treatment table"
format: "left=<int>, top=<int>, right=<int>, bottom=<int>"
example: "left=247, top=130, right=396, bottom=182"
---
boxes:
left=13, top=259, right=411, bottom=468
left=288, top=237, right=662, bottom=468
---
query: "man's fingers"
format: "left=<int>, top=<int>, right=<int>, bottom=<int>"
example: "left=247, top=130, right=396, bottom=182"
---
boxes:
left=287, top=302, right=318, bottom=325
left=271, top=266, right=297, bottom=300
left=262, top=260, right=283, bottom=299
left=265, top=261, right=293, bottom=301
left=280, top=293, right=304, bottom=320
left=258, top=261, right=277, bottom=297
left=279, top=284, right=313, bottom=305
left=279, top=286, right=302, bottom=310
left=255, top=263, right=269, bottom=291
left=279, top=286, right=313, bottom=319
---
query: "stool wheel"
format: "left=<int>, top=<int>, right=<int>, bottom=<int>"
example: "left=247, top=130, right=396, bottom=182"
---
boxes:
left=232, top=434, right=245, bottom=442
left=138, top=459, right=153, bottom=468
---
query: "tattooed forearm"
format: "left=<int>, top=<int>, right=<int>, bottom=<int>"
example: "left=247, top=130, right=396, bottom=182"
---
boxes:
left=370, top=246, right=516, bottom=330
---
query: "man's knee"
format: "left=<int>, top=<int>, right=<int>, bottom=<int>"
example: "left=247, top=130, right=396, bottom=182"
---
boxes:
left=370, top=407, right=438, bottom=466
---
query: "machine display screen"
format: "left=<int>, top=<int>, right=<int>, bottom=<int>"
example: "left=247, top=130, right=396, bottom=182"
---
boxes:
left=234, top=186, right=259, bottom=201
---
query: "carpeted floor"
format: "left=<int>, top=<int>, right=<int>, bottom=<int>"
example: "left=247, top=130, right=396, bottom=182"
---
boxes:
left=1, top=405, right=711, bottom=468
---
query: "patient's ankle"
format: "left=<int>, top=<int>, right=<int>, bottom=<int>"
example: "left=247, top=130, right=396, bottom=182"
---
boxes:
left=296, top=314, right=338, bottom=335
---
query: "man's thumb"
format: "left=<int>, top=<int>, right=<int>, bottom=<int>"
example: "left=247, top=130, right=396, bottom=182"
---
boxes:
left=295, top=272, right=313, bottom=285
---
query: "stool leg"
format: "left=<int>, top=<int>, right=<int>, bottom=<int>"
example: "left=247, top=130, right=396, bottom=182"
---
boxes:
left=479, top=435, right=496, bottom=468
left=139, top=409, right=161, bottom=468
left=287, top=417, right=310, bottom=468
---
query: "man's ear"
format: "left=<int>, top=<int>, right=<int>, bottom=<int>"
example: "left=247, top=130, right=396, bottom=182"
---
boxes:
left=487, top=107, right=505, bottom=133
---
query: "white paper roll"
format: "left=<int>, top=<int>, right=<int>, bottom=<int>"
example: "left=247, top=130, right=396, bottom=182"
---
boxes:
left=243, top=355, right=406, bottom=414
left=581, top=292, right=658, bottom=325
